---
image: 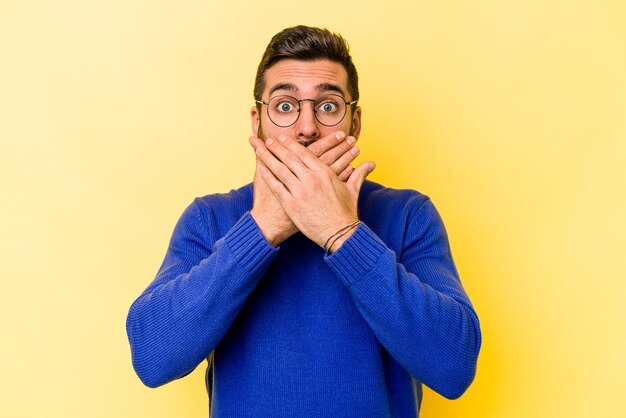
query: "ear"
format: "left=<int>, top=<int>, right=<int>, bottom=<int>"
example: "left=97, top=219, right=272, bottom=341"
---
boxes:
left=250, top=105, right=260, bottom=136
left=351, top=106, right=362, bottom=139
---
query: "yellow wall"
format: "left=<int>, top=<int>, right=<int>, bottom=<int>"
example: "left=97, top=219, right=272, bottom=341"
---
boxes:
left=1, top=1, right=625, bottom=417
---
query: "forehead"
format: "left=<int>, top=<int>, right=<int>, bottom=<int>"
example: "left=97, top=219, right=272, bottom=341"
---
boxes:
left=263, top=59, right=349, bottom=98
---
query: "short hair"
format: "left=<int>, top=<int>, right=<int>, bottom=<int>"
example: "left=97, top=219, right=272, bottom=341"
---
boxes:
left=253, top=25, right=359, bottom=102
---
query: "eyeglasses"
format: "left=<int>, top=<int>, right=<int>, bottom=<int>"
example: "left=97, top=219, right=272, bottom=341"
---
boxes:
left=255, top=94, right=358, bottom=127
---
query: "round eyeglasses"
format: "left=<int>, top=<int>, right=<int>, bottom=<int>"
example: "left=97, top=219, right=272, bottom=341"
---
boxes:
left=255, top=94, right=358, bottom=128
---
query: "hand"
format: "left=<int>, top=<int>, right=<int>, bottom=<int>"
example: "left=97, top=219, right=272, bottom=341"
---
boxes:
left=250, top=157, right=297, bottom=247
left=251, top=134, right=376, bottom=251
left=249, top=132, right=362, bottom=247
left=308, top=132, right=359, bottom=182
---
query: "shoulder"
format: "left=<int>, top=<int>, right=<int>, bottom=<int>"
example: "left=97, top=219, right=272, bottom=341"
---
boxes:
left=194, top=183, right=253, bottom=214
left=359, top=180, right=431, bottom=218
left=185, top=183, right=254, bottom=239
left=358, top=180, right=435, bottom=250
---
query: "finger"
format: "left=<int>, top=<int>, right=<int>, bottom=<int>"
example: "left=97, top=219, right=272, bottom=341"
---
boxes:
left=250, top=137, right=301, bottom=191
left=251, top=140, right=268, bottom=181
left=308, top=131, right=347, bottom=158
left=347, top=161, right=376, bottom=191
left=259, top=163, right=293, bottom=204
left=256, top=136, right=311, bottom=178
left=329, top=145, right=359, bottom=176
left=337, top=165, right=354, bottom=182
left=253, top=159, right=271, bottom=187
left=249, top=136, right=266, bottom=156
left=318, top=135, right=356, bottom=167
left=273, top=134, right=325, bottom=172
left=265, top=135, right=314, bottom=178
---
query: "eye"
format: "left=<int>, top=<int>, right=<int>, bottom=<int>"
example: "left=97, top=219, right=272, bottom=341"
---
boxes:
left=317, top=100, right=339, bottom=113
left=275, top=100, right=296, bottom=113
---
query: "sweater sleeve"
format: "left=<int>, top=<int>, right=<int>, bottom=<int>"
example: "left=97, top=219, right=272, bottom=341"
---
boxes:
left=126, top=201, right=278, bottom=388
left=324, top=198, right=481, bottom=399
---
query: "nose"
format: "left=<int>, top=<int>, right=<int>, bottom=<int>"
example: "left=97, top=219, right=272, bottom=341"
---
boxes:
left=295, top=101, right=320, bottom=141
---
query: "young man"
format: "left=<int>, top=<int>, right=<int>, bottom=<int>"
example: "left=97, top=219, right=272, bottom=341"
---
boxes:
left=127, top=26, right=481, bottom=417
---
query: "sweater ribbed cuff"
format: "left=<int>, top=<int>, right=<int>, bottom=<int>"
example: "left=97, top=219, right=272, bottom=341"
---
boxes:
left=325, top=222, right=388, bottom=287
left=223, top=212, right=277, bottom=275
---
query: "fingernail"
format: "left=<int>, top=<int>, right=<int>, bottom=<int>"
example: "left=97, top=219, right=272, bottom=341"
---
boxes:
left=335, top=132, right=345, bottom=141
left=256, top=147, right=266, bottom=155
left=347, top=137, right=355, bottom=145
left=350, top=147, right=360, bottom=156
left=278, top=135, right=287, bottom=142
left=266, top=138, right=274, bottom=146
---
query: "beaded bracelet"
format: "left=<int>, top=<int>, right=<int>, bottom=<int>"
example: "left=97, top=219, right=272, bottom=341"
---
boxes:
left=323, top=220, right=361, bottom=254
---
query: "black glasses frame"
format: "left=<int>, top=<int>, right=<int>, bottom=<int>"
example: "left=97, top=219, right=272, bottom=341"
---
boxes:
left=255, top=94, right=358, bottom=127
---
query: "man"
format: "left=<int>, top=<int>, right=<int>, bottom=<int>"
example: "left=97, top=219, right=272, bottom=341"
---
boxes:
left=127, top=26, right=481, bottom=417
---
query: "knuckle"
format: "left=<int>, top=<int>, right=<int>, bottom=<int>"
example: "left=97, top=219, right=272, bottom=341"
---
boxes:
left=294, top=147, right=309, bottom=160
left=310, top=179, right=320, bottom=191
left=291, top=190, right=305, bottom=205
left=308, top=143, right=322, bottom=157
left=281, top=154, right=296, bottom=167
left=288, top=201, right=300, bottom=214
left=319, top=155, right=332, bottom=166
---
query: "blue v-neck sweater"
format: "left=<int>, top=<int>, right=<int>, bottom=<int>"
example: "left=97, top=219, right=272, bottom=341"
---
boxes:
left=127, top=180, right=481, bottom=417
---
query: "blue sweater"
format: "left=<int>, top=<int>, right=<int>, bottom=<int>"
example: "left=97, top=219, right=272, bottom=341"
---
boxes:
left=126, top=180, right=481, bottom=417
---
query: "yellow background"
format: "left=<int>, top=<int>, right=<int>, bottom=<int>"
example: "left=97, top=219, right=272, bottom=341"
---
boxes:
left=1, top=1, right=625, bottom=417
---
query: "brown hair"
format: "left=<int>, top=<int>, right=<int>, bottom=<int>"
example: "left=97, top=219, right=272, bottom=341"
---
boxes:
left=253, top=26, right=359, bottom=102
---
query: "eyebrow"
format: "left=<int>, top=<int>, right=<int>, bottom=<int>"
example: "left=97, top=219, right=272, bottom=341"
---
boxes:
left=316, top=83, right=345, bottom=96
left=268, top=82, right=346, bottom=97
left=269, top=83, right=298, bottom=96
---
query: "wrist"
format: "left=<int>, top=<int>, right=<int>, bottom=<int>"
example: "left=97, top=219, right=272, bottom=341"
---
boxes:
left=250, top=208, right=293, bottom=247
left=322, top=220, right=360, bottom=254
left=326, top=228, right=356, bottom=254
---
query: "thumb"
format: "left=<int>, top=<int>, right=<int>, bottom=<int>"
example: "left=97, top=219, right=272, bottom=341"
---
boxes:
left=347, top=161, right=376, bottom=191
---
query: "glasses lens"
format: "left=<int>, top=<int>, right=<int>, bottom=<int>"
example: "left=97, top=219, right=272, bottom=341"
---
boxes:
left=268, top=96, right=300, bottom=127
left=314, top=95, right=346, bottom=126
